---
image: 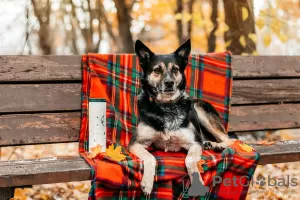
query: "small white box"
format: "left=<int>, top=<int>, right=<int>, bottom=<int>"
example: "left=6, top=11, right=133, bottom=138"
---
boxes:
left=88, top=99, right=106, bottom=153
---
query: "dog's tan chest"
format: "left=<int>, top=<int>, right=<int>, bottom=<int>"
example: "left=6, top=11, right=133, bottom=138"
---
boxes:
left=153, top=127, right=196, bottom=152
left=136, top=122, right=197, bottom=151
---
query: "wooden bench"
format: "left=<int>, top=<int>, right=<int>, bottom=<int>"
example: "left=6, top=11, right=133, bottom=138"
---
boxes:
left=0, top=55, right=300, bottom=199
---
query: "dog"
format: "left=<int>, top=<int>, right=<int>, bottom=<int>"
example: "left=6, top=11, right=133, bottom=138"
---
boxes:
left=128, top=39, right=235, bottom=195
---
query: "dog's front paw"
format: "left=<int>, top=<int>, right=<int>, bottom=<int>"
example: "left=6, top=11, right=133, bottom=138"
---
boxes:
left=204, top=141, right=225, bottom=152
left=203, top=141, right=212, bottom=150
left=141, top=172, right=154, bottom=195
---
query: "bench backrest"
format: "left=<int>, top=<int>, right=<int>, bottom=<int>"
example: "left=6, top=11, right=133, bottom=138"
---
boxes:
left=0, top=56, right=300, bottom=146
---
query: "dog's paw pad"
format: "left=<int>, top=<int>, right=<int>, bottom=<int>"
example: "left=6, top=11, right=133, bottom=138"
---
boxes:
left=203, top=142, right=212, bottom=150
left=214, top=146, right=225, bottom=152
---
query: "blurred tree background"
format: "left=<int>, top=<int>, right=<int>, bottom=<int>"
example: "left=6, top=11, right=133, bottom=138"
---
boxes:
left=0, top=0, right=300, bottom=55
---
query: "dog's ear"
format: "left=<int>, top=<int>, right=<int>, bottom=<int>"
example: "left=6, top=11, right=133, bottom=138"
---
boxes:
left=174, top=39, right=191, bottom=66
left=135, top=40, right=154, bottom=64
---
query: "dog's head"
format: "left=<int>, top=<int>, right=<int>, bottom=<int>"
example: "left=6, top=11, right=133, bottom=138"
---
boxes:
left=135, top=39, right=191, bottom=102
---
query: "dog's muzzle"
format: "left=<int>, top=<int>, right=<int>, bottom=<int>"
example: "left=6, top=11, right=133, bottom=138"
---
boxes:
left=163, top=80, right=175, bottom=92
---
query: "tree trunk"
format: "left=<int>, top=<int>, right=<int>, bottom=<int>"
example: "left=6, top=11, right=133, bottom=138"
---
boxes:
left=31, top=0, right=52, bottom=55
left=98, top=0, right=119, bottom=48
left=187, top=0, right=195, bottom=41
left=223, top=0, right=256, bottom=55
left=113, top=0, right=134, bottom=53
left=175, top=0, right=184, bottom=45
left=208, top=0, right=218, bottom=52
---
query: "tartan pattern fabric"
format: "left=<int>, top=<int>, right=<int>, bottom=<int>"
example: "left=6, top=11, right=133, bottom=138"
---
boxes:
left=79, top=53, right=260, bottom=200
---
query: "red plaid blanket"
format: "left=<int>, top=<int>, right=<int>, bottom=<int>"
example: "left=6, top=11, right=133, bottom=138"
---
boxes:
left=79, top=53, right=260, bottom=200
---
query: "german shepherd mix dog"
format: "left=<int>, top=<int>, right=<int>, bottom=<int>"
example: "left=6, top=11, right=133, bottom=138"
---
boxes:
left=129, top=39, right=235, bottom=195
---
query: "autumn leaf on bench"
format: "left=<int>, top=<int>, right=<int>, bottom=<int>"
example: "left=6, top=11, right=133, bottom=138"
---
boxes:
left=256, top=141, right=275, bottom=146
left=230, top=140, right=256, bottom=156
left=197, top=159, right=206, bottom=173
left=239, top=143, right=254, bottom=152
left=106, top=144, right=126, bottom=162
left=88, top=144, right=102, bottom=159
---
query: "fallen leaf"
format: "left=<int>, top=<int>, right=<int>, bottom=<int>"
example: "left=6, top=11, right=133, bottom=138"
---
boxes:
left=239, top=143, right=254, bottom=152
left=197, top=159, right=206, bottom=173
left=256, top=141, right=275, bottom=146
left=12, top=188, right=27, bottom=200
left=88, top=144, right=102, bottom=159
left=106, top=144, right=126, bottom=162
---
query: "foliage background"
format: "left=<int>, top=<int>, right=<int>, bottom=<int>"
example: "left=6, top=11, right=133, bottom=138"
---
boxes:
left=0, top=0, right=300, bottom=199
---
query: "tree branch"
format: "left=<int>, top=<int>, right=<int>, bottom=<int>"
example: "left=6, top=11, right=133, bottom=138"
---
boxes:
left=175, top=0, right=183, bottom=44
left=208, top=0, right=218, bottom=52
left=187, top=0, right=195, bottom=41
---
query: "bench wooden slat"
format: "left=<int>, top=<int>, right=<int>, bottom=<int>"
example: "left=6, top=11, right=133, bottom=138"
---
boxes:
left=0, top=84, right=81, bottom=113
left=232, top=56, right=300, bottom=78
left=233, top=79, right=300, bottom=105
left=1, top=56, right=300, bottom=82
left=0, top=112, right=80, bottom=146
left=1, top=79, right=300, bottom=112
left=1, top=103, right=300, bottom=146
left=0, top=142, right=299, bottom=187
left=255, top=141, right=300, bottom=164
left=0, top=156, right=90, bottom=187
left=0, top=56, right=81, bottom=82
left=230, top=103, right=300, bottom=132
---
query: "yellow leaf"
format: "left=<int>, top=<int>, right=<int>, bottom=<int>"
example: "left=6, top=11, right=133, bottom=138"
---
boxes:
left=241, top=7, right=248, bottom=21
left=259, top=10, right=267, bottom=17
left=252, top=51, right=258, bottom=55
left=224, top=24, right=229, bottom=32
left=255, top=18, right=265, bottom=30
left=106, top=144, right=126, bottom=162
left=278, top=34, right=288, bottom=43
left=269, top=8, right=277, bottom=17
left=263, top=32, right=272, bottom=47
left=174, top=13, right=182, bottom=20
left=182, top=13, right=192, bottom=23
left=271, top=20, right=282, bottom=36
left=248, top=33, right=257, bottom=43
left=239, top=36, right=246, bottom=48
left=239, top=143, right=254, bottom=152
left=88, top=144, right=102, bottom=159
left=197, top=159, right=206, bottom=173
left=256, top=141, right=275, bottom=146
left=225, top=40, right=232, bottom=48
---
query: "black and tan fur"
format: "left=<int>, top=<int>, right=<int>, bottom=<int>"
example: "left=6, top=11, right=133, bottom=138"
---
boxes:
left=128, top=39, right=235, bottom=195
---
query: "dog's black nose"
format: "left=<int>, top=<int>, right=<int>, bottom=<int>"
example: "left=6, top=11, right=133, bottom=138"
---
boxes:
left=165, top=80, right=174, bottom=88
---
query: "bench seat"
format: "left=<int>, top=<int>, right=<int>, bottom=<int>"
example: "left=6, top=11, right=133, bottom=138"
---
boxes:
left=1, top=142, right=300, bottom=188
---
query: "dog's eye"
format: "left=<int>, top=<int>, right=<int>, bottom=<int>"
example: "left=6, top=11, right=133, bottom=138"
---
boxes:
left=172, top=68, right=179, bottom=73
left=153, top=68, right=162, bottom=74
